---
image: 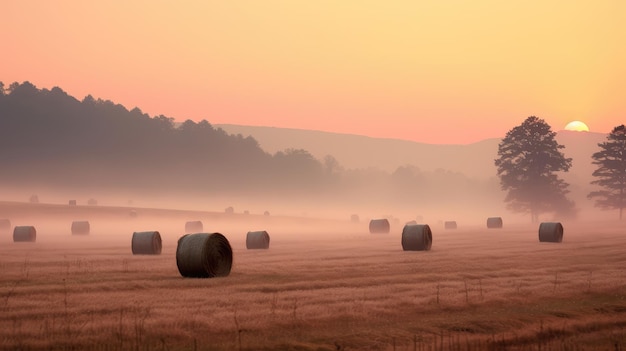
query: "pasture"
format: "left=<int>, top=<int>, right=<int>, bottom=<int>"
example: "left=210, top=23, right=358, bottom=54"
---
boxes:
left=1, top=202, right=626, bottom=350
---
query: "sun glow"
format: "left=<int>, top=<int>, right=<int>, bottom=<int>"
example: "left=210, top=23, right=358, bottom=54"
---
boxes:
left=564, top=121, right=590, bottom=132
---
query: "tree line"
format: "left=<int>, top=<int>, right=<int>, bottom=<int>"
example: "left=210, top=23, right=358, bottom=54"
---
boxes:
left=1, top=81, right=624, bottom=220
left=0, top=81, right=496, bottom=212
left=495, top=116, right=626, bottom=221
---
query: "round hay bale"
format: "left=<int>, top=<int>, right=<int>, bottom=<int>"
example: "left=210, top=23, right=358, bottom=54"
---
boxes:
left=71, top=220, right=90, bottom=235
left=129, top=209, right=138, bottom=218
left=29, top=195, right=39, bottom=203
left=538, top=222, right=563, bottom=243
left=185, top=220, right=203, bottom=233
left=243, top=210, right=250, bottom=215
left=246, top=231, right=270, bottom=249
left=487, top=217, right=503, bottom=229
left=176, top=233, right=233, bottom=278
left=87, top=198, right=98, bottom=206
left=264, top=211, right=270, bottom=216
left=68, top=200, right=77, bottom=206
left=351, top=214, right=360, bottom=223
left=13, top=226, right=36, bottom=242
left=0, top=219, right=11, bottom=231
left=406, top=220, right=418, bottom=226
left=132, top=231, right=162, bottom=254
left=225, top=206, right=234, bottom=214
left=444, top=221, right=457, bottom=229
left=401, top=224, right=432, bottom=251
left=369, top=218, right=390, bottom=234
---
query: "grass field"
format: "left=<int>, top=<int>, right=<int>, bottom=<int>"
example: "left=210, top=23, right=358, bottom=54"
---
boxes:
left=1, top=202, right=626, bottom=350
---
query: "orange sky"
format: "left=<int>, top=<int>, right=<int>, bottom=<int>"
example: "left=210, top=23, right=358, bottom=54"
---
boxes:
left=3, top=1, right=625, bottom=144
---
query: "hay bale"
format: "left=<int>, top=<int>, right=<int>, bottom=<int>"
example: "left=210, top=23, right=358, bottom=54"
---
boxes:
left=246, top=231, right=270, bottom=249
left=264, top=211, right=270, bottom=216
left=444, top=221, right=457, bottom=229
left=225, top=206, right=234, bottom=214
left=71, top=220, right=90, bottom=235
left=406, top=220, right=418, bottom=226
left=13, top=226, right=36, bottom=242
left=401, top=224, right=432, bottom=251
left=132, top=231, right=162, bottom=255
left=176, top=233, right=233, bottom=278
left=538, top=222, right=563, bottom=243
left=29, top=195, right=39, bottom=203
left=369, top=218, right=390, bottom=234
left=351, top=214, right=360, bottom=223
left=487, top=217, right=503, bottom=229
left=68, top=200, right=77, bottom=206
left=0, top=219, right=11, bottom=231
left=185, top=220, right=203, bottom=233
left=87, top=198, right=98, bottom=206
left=129, top=209, right=138, bottom=218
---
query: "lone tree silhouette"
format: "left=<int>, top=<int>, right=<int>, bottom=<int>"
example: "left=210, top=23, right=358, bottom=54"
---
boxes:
left=588, top=125, right=626, bottom=220
left=495, top=116, right=575, bottom=222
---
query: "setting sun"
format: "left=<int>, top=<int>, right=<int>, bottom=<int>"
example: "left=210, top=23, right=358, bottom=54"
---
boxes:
left=564, top=120, right=590, bottom=132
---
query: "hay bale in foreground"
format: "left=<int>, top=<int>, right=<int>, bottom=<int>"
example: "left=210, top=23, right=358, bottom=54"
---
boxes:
left=401, top=224, right=432, bottom=251
left=369, top=218, right=390, bottom=234
left=0, top=219, right=10, bottom=231
left=444, top=221, right=457, bottom=229
left=538, top=222, right=563, bottom=243
left=132, top=231, right=162, bottom=254
left=176, top=233, right=233, bottom=278
left=246, top=231, right=270, bottom=249
left=13, top=226, right=36, bottom=242
left=71, top=220, right=90, bottom=235
left=185, top=220, right=203, bottom=233
left=487, top=217, right=503, bottom=229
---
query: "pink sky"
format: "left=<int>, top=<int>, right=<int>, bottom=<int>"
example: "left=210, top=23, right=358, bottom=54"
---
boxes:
left=3, top=1, right=625, bottom=144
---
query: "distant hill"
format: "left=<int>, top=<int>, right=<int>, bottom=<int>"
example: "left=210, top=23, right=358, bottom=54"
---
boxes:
left=216, top=124, right=606, bottom=181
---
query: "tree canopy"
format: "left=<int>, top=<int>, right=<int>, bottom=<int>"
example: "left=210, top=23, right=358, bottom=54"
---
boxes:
left=494, top=116, right=575, bottom=222
left=588, top=125, right=626, bottom=219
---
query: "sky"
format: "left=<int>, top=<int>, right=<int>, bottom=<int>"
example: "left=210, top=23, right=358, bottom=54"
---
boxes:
left=2, top=1, right=625, bottom=144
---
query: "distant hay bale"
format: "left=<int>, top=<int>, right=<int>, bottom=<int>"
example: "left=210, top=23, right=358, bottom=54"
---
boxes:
left=405, top=220, right=418, bottom=226
left=246, top=231, right=270, bottom=249
left=401, top=224, right=432, bottom=251
left=225, top=206, right=234, bottom=214
left=129, top=209, right=138, bottom=218
left=264, top=211, right=270, bottom=216
left=71, top=221, right=90, bottom=235
left=185, top=220, right=203, bottom=233
left=444, top=221, right=457, bottom=229
left=13, top=226, right=36, bottom=242
left=369, top=219, right=390, bottom=234
left=243, top=210, right=250, bottom=215
left=538, top=222, right=563, bottom=243
left=176, top=233, right=233, bottom=278
left=131, top=231, right=162, bottom=255
left=68, top=200, right=77, bottom=206
left=0, top=219, right=11, bottom=231
left=487, top=217, right=503, bottom=229
left=87, top=198, right=98, bottom=206
left=29, top=195, right=39, bottom=203
left=351, top=214, right=360, bottom=223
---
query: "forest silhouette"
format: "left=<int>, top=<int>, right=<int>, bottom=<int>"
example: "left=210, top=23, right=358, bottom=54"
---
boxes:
left=0, top=81, right=600, bottom=222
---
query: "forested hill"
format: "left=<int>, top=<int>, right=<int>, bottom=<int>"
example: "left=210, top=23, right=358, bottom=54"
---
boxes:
left=0, top=82, right=327, bottom=196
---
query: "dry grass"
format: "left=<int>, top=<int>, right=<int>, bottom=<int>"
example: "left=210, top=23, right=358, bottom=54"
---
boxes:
left=1, top=204, right=626, bottom=350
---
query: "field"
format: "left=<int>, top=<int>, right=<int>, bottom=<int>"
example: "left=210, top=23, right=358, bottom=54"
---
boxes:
left=1, top=202, right=626, bottom=350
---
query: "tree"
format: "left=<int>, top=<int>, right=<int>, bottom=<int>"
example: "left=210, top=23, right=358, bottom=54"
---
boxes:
left=588, top=125, right=626, bottom=219
left=495, top=116, right=575, bottom=222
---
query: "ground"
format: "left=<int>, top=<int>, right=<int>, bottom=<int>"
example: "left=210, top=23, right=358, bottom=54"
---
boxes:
left=1, top=202, right=625, bottom=350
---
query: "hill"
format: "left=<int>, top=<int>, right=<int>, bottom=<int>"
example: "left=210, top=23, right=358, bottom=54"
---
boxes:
left=217, top=124, right=606, bottom=181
